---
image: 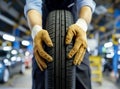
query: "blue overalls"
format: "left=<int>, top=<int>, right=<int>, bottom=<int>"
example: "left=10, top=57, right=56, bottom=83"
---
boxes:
left=24, top=0, right=96, bottom=89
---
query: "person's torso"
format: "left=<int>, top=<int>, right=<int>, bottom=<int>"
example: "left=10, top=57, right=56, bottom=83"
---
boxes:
left=44, top=0, right=75, bottom=10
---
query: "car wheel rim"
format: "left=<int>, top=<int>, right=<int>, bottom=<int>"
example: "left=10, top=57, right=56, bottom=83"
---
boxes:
left=3, top=69, right=9, bottom=82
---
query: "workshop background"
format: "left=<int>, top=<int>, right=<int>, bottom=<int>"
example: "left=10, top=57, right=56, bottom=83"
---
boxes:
left=0, top=0, right=120, bottom=89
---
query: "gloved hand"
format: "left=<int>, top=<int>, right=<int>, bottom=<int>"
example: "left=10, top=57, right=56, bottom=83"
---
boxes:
left=32, top=25, right=53, bottom=71
left=66, top=19, right=88, bottom=65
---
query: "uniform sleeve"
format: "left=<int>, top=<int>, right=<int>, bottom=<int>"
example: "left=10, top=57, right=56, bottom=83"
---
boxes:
left=76, top=0, right=96, bottom=13
left=24, top=0, right=43, bottom=17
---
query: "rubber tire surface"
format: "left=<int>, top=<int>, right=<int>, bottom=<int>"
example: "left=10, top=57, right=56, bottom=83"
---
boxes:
left=45, top=10, right=76, bottom=89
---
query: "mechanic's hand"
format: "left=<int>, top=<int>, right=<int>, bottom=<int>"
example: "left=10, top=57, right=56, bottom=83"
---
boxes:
left=33, top=29, right=53, bottom=71
left=66, top=24, right=87, bottom=65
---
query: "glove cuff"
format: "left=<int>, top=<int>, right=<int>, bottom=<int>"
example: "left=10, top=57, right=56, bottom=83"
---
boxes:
left=75, top=18, right=88, bottom=32
left=31, top=25, right=42, bottom=39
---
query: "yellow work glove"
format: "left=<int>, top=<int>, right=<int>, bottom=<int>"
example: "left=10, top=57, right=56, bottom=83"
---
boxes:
left=32, top=25, right=53, bottom=71
left=66, top=18, right=88, bottom=65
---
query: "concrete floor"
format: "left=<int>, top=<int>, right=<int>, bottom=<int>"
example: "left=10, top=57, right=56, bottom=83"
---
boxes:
left=0, top=69, right=32, bottom=89
left=0, top=68, right=119, bottom=89
left=92, top=79, right=118, bottom=89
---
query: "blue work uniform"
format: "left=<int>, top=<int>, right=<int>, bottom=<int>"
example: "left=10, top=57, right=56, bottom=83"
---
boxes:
left=24, top=0, right=96, bottom=89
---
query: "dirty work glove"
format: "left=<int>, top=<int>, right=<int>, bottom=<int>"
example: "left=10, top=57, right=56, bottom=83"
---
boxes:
left=66, top=18, right=88, bottom=65
left=32, top=25, right=53, bottom=71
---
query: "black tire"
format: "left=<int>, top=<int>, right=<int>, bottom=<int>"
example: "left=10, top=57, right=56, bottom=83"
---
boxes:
left=45, top=10, right=76, bottom=89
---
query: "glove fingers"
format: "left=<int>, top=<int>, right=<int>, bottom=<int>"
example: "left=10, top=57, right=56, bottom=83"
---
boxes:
left=36, top=51, right=47, bottom=69
left=43, top=30, right=53, bottom=47
left=34, top=54, right=43, bottom=71
left=77, top=48, right=86, bottom=65
left=36, top=45, right=53, bottom=62
left=34, top=51, right=44, bottom=71
left=73, top=45, right=84, bottom=65
left=68, top=39, right=82, bottom=58
left=65, top=27, right=74, bottom=44
left=34, top=50, right=47, bottom=71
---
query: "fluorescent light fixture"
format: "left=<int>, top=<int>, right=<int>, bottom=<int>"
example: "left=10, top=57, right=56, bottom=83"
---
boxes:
left=104, top=42, right=113, bottom=48
left=25, top=51, right=30, bottom=56
left=106, top=54, right=112, bottom=58
left=118, top=50, right=120, bottom=55
left=11, top=56, right=17, bottom=61
left=3, top=46, right=12, bottom=51
left=118, top=38, right=120, bottom=43
left=22, top=40, right=30, bottom=46
left=3, top=59, right=11, bottom=66
left=3, top=34, right=15, bottom=41
left=11, top=50, right=18, bottom=55
left=3, top=59, right=9, bottom=64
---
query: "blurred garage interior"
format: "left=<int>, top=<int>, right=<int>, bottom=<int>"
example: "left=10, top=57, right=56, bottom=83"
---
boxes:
left=0, top=0, right=120, bottom=89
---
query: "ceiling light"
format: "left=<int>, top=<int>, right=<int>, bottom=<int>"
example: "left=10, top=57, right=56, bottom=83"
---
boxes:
left=118, top=50, right=120, bottom=55
left=118, top=38, right=120, bottom=43
left=22, top=40, right=30, bottom=46
left=3, top=46, right=12, bottom=51
left=11, top=50, right=18, bottom=55
left=104, top=42, right=113, bottom=48
left=25, top=51, right=30, bottom=56
left=3, top=34, right=15, bottom=41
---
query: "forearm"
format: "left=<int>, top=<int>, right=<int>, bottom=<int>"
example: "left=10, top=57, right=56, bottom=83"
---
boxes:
left=27, top=10, right=42, bottom=29
left=78, top=6, right=92, bottom=24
